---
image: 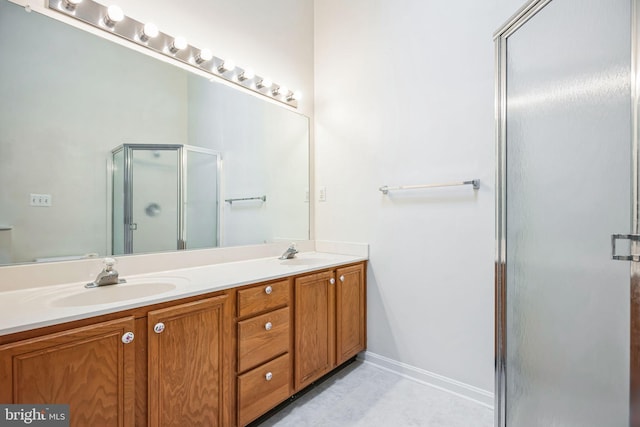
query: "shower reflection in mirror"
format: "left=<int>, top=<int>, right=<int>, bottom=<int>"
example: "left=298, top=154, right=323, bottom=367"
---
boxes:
left=111, top=144, right=220, bottom=255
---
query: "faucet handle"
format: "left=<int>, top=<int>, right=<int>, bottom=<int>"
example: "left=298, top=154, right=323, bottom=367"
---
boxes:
left=103, top=257, right=117, bottom=270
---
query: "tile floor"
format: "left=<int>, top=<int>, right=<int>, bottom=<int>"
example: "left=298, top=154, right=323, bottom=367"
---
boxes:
left=253, top=360, right=494, bottom=427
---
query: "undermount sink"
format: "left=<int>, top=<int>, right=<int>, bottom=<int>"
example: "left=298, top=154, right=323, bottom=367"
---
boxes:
left=51, top=278, right=188, bottom=307
left=279, top=257, right=328, bottom=266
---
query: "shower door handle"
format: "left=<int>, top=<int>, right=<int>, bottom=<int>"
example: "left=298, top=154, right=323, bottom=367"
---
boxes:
left=611, top=234, right=640, bottom=261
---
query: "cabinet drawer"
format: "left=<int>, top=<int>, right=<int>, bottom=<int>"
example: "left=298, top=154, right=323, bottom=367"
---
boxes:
left=237, top=279, right=290, bottom=318
left=238, top=353, right=291, bottom=426
left=238, top=307, right=289, bottom=373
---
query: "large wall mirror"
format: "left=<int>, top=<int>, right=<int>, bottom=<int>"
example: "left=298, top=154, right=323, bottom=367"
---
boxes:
left=0, top=0, right=310, bottom=266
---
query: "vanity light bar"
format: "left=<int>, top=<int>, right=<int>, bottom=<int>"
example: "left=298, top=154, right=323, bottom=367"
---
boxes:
left=47, top=0, right=299, bottom=108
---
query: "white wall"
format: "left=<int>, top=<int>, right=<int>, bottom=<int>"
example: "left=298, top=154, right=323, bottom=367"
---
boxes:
left=314, top=0, right=524, bottom=396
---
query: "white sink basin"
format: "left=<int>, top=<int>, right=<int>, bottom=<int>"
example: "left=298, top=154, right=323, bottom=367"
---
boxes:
left=279, top=257, right=329, bottom=266
left=51, top=278, right=188, bottom=307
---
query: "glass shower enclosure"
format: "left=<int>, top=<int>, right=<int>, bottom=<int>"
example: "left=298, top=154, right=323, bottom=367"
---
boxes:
left=495, top=0, right=640, bottom=425
left=111, top=144, right=220, bottom=255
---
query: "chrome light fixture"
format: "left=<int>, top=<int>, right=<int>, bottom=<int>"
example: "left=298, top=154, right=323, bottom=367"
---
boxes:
left=47, top=0, right=300, bottom=108
left=139, top=22, right=159, bottom=42
left=288, top=91, right=302, bottom=102
left=238, top=68, right=255, bottom=81
left=256, top=78, right=272, bottom=89
left=272, top=85, right=288, bottom=97
left=217, top=59, right=236, bottom=73
left=169, top=36, right=187, bottom=54
left=195, top=48, right=213, bottom=64
left=62, top=0, right=82, bottom=11
left=104, top=4, right=123, bottom=27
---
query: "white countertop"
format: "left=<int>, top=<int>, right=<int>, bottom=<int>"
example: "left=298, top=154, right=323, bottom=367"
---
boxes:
left=0, top=251, right=366, bottom=336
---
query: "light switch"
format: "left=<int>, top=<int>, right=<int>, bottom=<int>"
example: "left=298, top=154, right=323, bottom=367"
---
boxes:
left=319, top=186, right=326, bottom=202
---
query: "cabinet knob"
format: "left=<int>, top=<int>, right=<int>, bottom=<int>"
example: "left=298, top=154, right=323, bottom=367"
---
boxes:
left=340, top=275, right=345, bottom=282
left=153, top=322, right=165, bottom=334
left=265, top=372, right=273, bottom=381
left=265, top=285, right=273, bottom=295
left=265, top=322, right=273, bottom=331
left=121, top=331, right=135, bottom=344
left=329, top=278, right=335, bottom=285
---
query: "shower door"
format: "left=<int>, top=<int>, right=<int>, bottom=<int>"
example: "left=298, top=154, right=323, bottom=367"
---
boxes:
left=495, top=0, right=638, bottom=426
left=184, top=148, right=220, bottom=250
left=130, top=147, right=180, bottom=254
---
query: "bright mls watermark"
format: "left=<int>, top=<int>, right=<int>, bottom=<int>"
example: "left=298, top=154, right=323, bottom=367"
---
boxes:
left=0, top=405, right=69, bottom=426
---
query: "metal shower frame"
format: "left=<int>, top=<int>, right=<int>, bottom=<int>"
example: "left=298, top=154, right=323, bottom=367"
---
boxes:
left=111, top=143, right=222, bottom=254
left=494, top=0, right=640, bottom=425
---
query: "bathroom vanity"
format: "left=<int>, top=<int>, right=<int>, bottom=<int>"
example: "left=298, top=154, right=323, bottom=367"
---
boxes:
left=0, top=253, right=366, bottom=427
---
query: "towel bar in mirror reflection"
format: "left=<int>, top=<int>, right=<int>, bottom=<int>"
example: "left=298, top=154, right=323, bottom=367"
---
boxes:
left=225, top=196, right=267, bottom=205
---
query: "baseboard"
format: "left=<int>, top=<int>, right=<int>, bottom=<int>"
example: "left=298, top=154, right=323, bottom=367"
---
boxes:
left=358, top=351, right=494, bottom=409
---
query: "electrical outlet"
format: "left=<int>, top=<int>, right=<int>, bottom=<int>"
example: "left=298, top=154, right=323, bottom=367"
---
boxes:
left=30, top=193, right=52, bottom=207
left=319, top=186, right=327, bottom=202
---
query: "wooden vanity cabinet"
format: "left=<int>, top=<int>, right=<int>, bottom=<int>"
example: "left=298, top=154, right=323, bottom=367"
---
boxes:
left=0, top=290, right=233, bottom=427
left=148, top=294, right=231, bottom=427
left=0, top=260, right=365, bottom=427
left=236, top=279, right=293, bottom=426
left=294, top=270, right=335, bottom=390
left=335, top=264, right=367, bottom=365
left=295, top=262, right=366, bottom=391
left=0, top=317, right=136, bottom=427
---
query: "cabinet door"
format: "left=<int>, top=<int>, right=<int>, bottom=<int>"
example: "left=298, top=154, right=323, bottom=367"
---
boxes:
left=336, top=264, right=366, bottom=365
left=294, top=270, right=335, bottom=390
left=147, top=294, right=231, bottom=427
left=0, top=317, right=136, bottom=427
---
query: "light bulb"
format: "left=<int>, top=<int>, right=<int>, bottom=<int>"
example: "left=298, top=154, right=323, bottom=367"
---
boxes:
left=140, top=22, right=159, bottom=41
left=288, top=91, right=302, bottom=101
left=238, top=68, right=255, bottom=81
left=257, top=77, right=272, bottom=89
left=170, top=36, right=187, bottom=53
left=196, top=49, right=213, bottom=64
left=63, top=0, right=82, bottom=11
left=274, top=86, right=288, bottom=97
left=104, top=5, right=124, bottom=27
left=218, top=59, right=236, bottom=73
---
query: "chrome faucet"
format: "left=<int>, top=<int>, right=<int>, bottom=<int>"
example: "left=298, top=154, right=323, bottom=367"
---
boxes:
left=279, top=243, right=299, bottom=260
left=86, top=258, right=125, bottom=288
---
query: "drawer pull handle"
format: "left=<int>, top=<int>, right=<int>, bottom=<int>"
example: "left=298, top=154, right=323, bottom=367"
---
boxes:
left=265, top=372, right=273, bottom=381
left=340, top=275, right=345, bottom=282
left=121, top=331, right=135, bottom=344
left=265, top=322, right=273, bottom=331
left=154, top=322, right=165, bottom=334
left=329, top=278, right=336, bottom=285
left=265, top=285, right=273, bottom=295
